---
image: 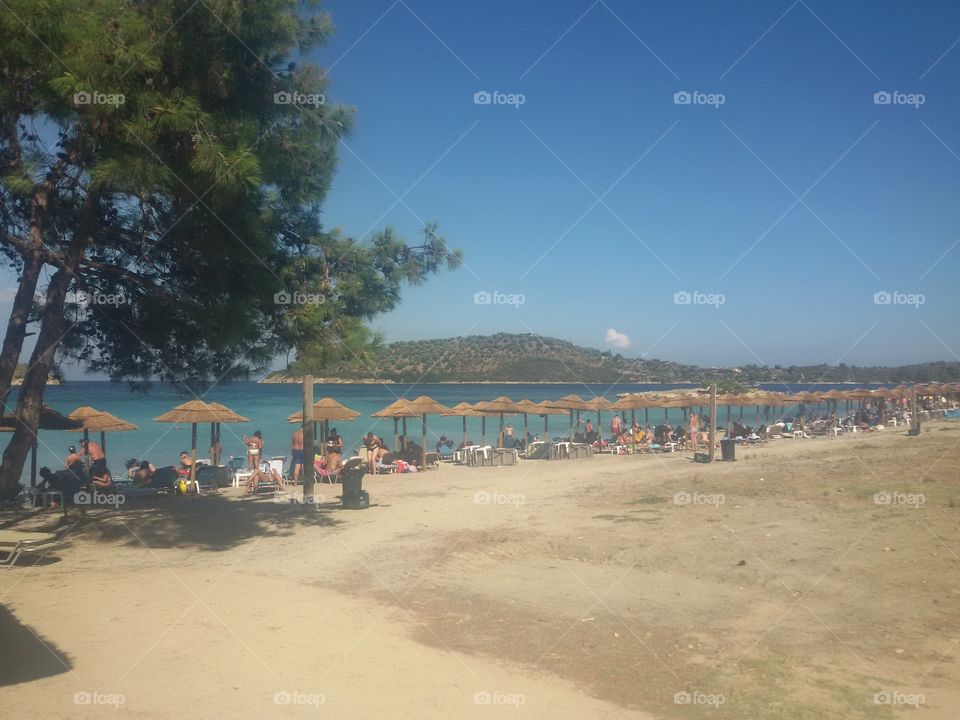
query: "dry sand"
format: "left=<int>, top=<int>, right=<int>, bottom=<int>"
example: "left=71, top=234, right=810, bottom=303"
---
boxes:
left=2, top=421, right=959, bottom=719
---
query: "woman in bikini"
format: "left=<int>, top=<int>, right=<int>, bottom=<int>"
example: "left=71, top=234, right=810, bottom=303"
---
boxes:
left=243, top=430, right=263, bottom=470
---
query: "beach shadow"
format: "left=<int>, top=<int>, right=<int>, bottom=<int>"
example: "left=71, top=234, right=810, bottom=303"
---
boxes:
left=0, top=604, right=72, bottom=686
left=67, top=492, right=343, bottom=551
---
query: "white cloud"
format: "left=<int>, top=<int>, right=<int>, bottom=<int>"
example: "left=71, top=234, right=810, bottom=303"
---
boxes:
left=605, top=328, right=630, bottom=349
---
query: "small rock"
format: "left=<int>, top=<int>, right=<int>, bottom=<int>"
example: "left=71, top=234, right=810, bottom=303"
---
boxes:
left=737, top=559, right=746, bottom=566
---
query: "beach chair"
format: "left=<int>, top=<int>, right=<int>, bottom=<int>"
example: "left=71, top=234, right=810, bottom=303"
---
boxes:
left=0, top=530, right=60, bottom=567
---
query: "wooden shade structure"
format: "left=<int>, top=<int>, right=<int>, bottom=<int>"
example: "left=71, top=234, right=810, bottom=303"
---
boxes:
left=288, top=397, right=360, bottom=454
left=441, top=401, right=487, bottom=449
left=154, top=400, right=233, bottom=489
left=372, top=398, right=415, bottom=452
left=544, top=394, right=592, bottom=441
left=0, top=406, right=83, bottom=489
left=67, top=407, right=137, bottom=470
left=474, top=396, right=523, bottom=447
left=204, top=402, right=249, bottom=465
left=400, top=396, right=452, bottom=468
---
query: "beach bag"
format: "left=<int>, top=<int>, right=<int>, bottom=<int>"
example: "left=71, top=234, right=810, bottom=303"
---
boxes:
left=395, top=460, right=409, bottom=473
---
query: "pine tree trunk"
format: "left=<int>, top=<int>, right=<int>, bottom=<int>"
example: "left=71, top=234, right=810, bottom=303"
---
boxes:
left=0, top=267, right=70, bottom=494
left=0, top=251, right=44, bottom=412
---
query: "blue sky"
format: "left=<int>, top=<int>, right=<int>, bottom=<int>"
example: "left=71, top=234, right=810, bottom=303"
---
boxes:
left=4, top=0, right=960, bottom=376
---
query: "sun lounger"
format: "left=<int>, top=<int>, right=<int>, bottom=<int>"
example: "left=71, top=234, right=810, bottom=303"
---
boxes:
left=0, top=530, right=60, bottom=567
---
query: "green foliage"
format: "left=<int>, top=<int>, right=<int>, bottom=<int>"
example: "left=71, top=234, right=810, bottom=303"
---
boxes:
left=269, top=333, right=960, bottom=384
left=1, top=0, right=459, bottom=389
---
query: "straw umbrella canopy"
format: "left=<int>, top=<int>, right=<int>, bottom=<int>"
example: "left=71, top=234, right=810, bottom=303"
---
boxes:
left=372, top=398, right=415, bottom=451
left=154, top=400, right=227, bottom=488
left=288, top=397, right=360, bottom=454
left=474, top=396, right=524, bottom=447
left=441, top=401, right=486, bottom=449
left=529, top=401, right=567, bottom=452
left=66, top=407, right=137, bottom=464
left=203, top=402, right=249, bottom=465
left=0, top=407, right=83, bottom=488
left=544, top=394, right=592, bottom=441
left=401, top=395, right=452, bottom=468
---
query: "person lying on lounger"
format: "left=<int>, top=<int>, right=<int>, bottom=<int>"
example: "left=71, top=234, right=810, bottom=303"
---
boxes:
left=245, top=462, right=284, bottom=495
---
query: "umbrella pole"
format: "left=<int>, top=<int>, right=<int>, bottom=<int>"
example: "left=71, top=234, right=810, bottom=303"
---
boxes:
left=545, top=415, right=551, bottom=459
left=31, top=441, right=37, bottom=488
left=481, top=416, right=486, bottom=446
left=462, top=416, right=467, bottom=449
left=568, top=411, right=573, bottom=442
left=393, top=418, right=399, bottom=453
left=421, top=413, right=427, bottom=469
left=101, top=431, right=106, bottom=453
left=499, top=412, right=504, bottom=448
left=210, top=423, right=216, bottom=464
left=644, top=408, right=649, bottom=425
left=523, top=413, right=528, bottom=449
left=302, top=375, right=315, bottom=497
left=402, top=418, right=408, bottom=449
left=190, top=423, right=197, bottom=492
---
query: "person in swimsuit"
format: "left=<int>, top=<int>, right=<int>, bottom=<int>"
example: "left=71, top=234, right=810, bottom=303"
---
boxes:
left=363, top=432, right=384, bottom=475
left=291, top=427, right=304, bottom=485
left=688, top=412, right=699, bottom=450
left=65, top=445, right=84, bottom=475
left=243, top=430, right=263, bottom=469
left=80, top=439, right=107, bottom=480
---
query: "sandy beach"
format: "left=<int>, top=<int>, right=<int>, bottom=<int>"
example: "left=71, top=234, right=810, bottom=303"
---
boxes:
left=2, top=422, right=958, bottom=719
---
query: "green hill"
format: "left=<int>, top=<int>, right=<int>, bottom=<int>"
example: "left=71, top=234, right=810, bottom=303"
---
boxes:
left=265, top=333, right=960, bottom=384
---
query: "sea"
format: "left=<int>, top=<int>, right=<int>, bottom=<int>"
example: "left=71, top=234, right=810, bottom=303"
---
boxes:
left=5, top=381, right=885, bottom=480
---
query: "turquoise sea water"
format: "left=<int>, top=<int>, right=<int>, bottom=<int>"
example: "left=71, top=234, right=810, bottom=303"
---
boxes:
left=7, top=381, right=882, bottom=480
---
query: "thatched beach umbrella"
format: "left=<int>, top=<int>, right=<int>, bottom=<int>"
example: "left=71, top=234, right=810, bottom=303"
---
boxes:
left=67, top=407, right=137, bottom=472
left=204, top=402, right=249, bottom=465
left=372, top=398, right=414, bottom=451
left=288, top=397, right=360, bottom=452
left=0, top=406, right=83, bottom=489
left=401, top=396, right=452, bottom=468
left=584, top=396, right=614, bottom=432
left=530, top=401, right=568, bottom=455
left=475, top=396, right=523, bottom=447
left=441, top=401, right=486, bottom=449
left=155, top=400, right=225, bottom=489
left=545, top=394, right=592, bottom=441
